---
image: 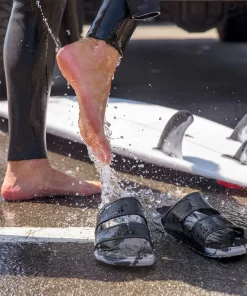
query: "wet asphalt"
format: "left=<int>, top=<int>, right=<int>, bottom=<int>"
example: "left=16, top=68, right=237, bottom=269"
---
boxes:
left=0, top=25, right=247, bottom=295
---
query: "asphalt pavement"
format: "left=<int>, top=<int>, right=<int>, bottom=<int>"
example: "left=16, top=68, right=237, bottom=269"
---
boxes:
left=0, top=25, right=247, bottom=296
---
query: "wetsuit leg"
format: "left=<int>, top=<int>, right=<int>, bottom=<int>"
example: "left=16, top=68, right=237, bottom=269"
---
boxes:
left=87, top=0, right=160, bottom=55
left=59, top=0, right=82, bottom=46
left=4, top=0, right=67, bottom=161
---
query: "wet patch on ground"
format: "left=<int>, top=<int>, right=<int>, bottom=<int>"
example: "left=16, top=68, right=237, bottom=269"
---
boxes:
left=0, top=129, right=247, bottom=295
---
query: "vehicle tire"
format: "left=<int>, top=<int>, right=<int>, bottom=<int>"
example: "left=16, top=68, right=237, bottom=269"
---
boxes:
left=217, top=14, right=247, bottom=42
left=0, top=0, right=12, bottom=98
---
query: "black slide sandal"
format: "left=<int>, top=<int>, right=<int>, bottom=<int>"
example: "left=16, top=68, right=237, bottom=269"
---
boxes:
left=152, top=192, right=247, bottom=258
left=94, top=197, right=155, bottom=266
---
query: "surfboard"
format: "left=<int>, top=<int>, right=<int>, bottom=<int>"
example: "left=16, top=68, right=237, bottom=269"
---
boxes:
left=0, top=96, right=246, bottom=188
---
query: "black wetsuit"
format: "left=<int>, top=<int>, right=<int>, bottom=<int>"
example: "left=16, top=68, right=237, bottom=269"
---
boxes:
left=4, top=0, right=160, bottom=161
left=87, top=0, right=160, bottom=55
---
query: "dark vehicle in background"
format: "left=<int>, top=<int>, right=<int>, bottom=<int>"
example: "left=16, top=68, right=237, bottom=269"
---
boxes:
left=1, top=0, right=247, bottom=97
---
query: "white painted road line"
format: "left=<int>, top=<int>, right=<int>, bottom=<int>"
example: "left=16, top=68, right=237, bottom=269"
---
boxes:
left=0, top=227, right=95, bottom=244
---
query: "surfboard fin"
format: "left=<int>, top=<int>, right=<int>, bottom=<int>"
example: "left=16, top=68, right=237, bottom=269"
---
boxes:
left=229, top=114, right=247, bottom=143
left=155, top=110, right=194, bottom=159
left=233, top=140, right=247, bottom=165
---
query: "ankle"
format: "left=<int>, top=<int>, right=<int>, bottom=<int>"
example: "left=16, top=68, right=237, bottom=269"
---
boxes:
left=1, top=159, right=52, bottom=200
left=89, top=38, right=120, bottom=68
left=77, top=37, right=120, bottom=69
left=87, top=38, right=119, bottom=56
left=6, top=159, right=51, bottom=176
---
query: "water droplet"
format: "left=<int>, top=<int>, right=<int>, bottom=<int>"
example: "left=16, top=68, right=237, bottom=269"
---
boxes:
left=35, top=1, right=61, bottom=49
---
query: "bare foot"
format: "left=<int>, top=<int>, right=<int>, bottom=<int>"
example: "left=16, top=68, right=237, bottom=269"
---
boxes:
left=1, top=159, right=101, bottom=201
left=56, top=38, right=120, bottom=164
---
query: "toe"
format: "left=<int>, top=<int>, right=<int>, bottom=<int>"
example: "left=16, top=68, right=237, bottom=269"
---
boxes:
left=83, top=181, right=101, bottom=195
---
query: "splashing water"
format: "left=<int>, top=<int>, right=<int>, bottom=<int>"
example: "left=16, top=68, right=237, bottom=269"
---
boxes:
left=88, top=142, right=176, bottom=217
left=87, top=147, right=125, bottom=207
left=88, top=126, right=177, bottom=212
left=35, top=1, right=132, bottom=207
left=35, top=1, right=170, bottom=211
left=86, top=119, right=160, bottom=208
left=36, top=1, right=61, bottom=50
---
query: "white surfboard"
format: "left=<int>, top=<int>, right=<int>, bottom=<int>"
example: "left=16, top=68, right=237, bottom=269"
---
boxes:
left=106, top=98, right=247, bottom=188
left=0, top=97, right=246, bottom=188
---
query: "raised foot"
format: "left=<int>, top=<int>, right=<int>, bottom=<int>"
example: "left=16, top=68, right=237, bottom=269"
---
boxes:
left=56, top=38, right=120, bottom=164
left=1, top=159, right=101, bottom=201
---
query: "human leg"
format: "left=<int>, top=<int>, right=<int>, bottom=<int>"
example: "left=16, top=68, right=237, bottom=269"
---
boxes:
left=2, top=0, right=101, bottom=201
left=57, top=0, right=160, bottom=164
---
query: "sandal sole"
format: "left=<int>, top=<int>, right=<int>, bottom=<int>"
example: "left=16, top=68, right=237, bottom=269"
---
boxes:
left=94, top=249, right=156, bottom=266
